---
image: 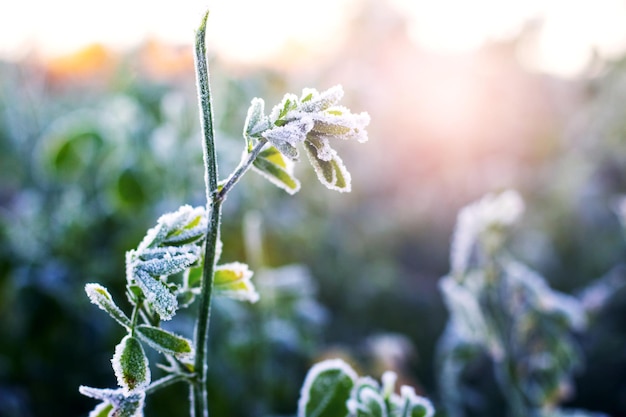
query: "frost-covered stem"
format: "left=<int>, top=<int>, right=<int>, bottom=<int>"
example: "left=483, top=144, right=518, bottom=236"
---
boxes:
left=192, top=10, right=220, bottom=417
left=144, top=374, right=187, bottom=395
left=217, top=138, right=268, bottom=200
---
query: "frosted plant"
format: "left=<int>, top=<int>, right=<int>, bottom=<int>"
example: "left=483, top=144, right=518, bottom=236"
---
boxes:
left=297, top=358, right=434, bottom=417
left=76, top=9, right=425, bottom=417
left=437, top=190, right=604, bottom=417
left=244, top=85, right=370, bottom=193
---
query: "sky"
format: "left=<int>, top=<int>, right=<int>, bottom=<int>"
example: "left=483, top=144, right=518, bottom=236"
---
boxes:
left=1, top=0, right=626, bottom=78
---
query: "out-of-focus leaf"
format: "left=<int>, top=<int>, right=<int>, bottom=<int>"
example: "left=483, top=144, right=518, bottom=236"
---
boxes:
left=214, top=262, right=259, bottom=303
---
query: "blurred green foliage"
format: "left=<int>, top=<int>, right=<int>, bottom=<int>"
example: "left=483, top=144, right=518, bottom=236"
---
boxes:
left=2, top=34, right=626, bottom=417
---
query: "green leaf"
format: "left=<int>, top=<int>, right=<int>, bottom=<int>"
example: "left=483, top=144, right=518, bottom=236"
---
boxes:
left=298, top=358, right=357, bottom=417
left=304, top=141, right=351, bottom=192
left=214, top=262, right=259, bottom=303
left=253, top=146, right=301, bottom=194
left=85, top=283, right=131, bottom=329
left=112, top=335, right=150, bottom=393
left=135, top=324, right=193, bottom=359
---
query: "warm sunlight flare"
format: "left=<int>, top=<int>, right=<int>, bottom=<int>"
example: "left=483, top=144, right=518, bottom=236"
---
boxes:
left=389, top=0, right=626, bottom=77
left=2, top=0, right=626, bottom=77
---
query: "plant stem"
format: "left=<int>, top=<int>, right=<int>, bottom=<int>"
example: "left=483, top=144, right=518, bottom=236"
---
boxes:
left=217, top=138, right=267, bottom=199
left=145, top=374, right=187, bottom=396
left=192, top=10, right=220, bottom=417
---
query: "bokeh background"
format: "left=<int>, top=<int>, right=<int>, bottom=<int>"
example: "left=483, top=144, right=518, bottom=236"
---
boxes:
left=1, top=0, right=626, bottom=416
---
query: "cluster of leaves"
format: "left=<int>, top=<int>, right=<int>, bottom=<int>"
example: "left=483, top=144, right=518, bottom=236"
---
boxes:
left=244, top=85, right=370, bottom=193
left=80, top=205, right=258, bottom=416
left=298, top=358, right=435, bottom=417
left=437, top=190, right=602, bottom=417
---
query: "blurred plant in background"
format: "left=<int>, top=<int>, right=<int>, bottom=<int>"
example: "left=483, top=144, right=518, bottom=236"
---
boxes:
left=1, top=1, right=626, bottom=416
left=437, top=190, right=602, bottom=417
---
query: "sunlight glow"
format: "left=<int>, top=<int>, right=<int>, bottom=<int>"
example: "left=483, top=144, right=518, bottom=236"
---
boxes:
left=389, top=0, right=626, bottom=77
left=1, top=0, right=625, bottom=78
left=0, top=0, right=354, bottom=68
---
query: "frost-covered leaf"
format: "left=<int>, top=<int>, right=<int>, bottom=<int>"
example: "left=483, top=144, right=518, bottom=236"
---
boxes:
left=112, top=335, right=150, bottom=393
left=304, top=133, right=337, bottom=162
left=132, top=268, right=178, bottom=320
left=304, top=141, right=352, bottom=192
left=244, top=98, right=271, bottom=139
left=85, top=283, right=131, bottom=329
left=137, top=205, right=207, bottom=251
left=135, top=245, right=202, bottom=276
left=270, top=93, right=299, bottom=123
left=135, top=324, right=193, bottom=359
left=307, top=107, right=370, bottom=144
left=297, top=358, right=357, bottom=417
left=253, top=146, right=301, bottom=194
left=262, top=117, right=314, bottom=160
left=214, top=262, right=259, bottom=303
left=79, top=386, right=145, bottom=417
left=298, top=85, right=344, bottom=113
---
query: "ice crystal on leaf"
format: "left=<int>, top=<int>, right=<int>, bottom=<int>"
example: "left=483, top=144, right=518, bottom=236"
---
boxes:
left=244, top=85, right=370, bottom=193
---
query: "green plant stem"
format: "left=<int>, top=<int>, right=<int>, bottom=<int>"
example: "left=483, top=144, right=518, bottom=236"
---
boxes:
left=217, top=138, right=267, bottom=199
left=192, top=10, right=220, bottom=417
